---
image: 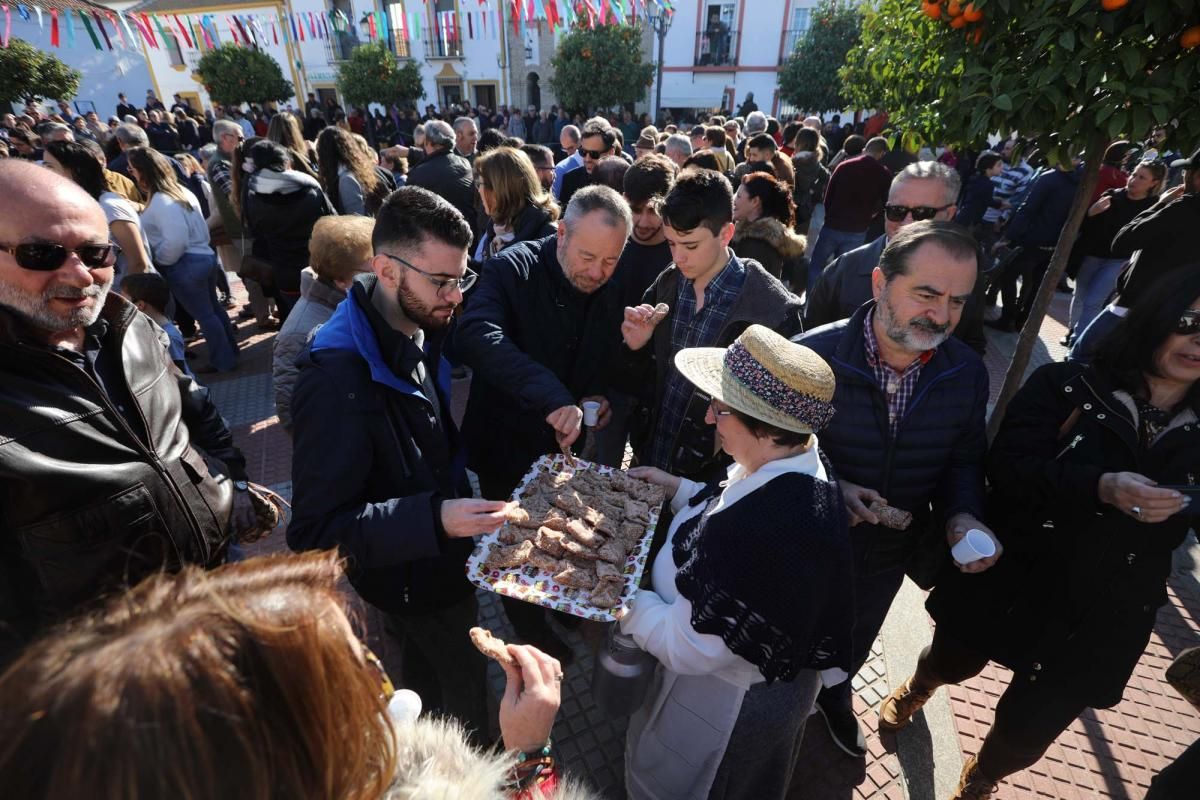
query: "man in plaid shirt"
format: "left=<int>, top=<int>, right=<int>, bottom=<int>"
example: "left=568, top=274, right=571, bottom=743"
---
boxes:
left=796, top=221, right=997, bottom=758
left=617, top=169, right=803, bottom=479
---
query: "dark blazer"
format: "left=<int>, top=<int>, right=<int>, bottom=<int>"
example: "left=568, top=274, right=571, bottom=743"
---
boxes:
left=558, top=164, right=593, bottom=210
left=455, top=235, right=617, bottom=485
left=406, top=149, right=477, bottom=235
left=803, top=235, right=988, bottom=355
left=796, top=301, right=988, bottom=576
left=927, top=362, right=1198, bottom=707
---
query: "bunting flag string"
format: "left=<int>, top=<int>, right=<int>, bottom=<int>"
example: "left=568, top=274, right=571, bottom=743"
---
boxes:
left=92, top=11, right=113, bottom=50
left=107, top=12, right=127, bottom=48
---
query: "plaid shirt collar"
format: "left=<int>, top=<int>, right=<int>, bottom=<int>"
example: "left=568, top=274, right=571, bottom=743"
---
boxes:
left=863, top=305, right=935, bottom=432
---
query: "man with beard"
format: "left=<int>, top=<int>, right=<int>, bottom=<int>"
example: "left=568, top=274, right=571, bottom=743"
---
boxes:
left=0, top=161, right=254, bottom=666
left=795, top=221, right=997, bottom=758
left=288, top=187, right=508, bottom=742
left=456, top=185, right=631, bottom=659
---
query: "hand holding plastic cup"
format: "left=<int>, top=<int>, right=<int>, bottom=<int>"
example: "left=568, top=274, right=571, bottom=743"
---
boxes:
left=951, top=528, right=997, bottom=565
left=582, top=401, right=602, bottom=427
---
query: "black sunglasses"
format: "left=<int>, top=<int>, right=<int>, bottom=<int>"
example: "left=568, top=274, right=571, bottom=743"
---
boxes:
left=1, top=242, right=120, bottom=271
left=883, top=203, right=953, bottom=222
left=1175, top=310, right=1200, bottom=336
left=580, top=147, right=607, bottom=160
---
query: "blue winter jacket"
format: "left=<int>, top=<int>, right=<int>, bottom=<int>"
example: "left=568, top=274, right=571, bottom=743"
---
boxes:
left=1004, top=166, right=1081, bottom=248
left=795, top=301, right=989, bottom=577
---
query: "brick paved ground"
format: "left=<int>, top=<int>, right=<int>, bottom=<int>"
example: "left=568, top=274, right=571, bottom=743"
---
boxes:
left=202, top=279, right=1199, bottom=799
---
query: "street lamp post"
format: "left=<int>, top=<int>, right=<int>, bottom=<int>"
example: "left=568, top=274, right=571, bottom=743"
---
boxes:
left=647, top=7, right=673, bottom=126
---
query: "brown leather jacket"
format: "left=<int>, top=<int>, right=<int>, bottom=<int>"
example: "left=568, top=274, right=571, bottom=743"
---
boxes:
left=0, top=294, right=245, bottom=663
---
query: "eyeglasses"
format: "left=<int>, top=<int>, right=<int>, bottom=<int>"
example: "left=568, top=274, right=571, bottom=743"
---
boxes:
left=0, top=242, right=120, bottom=271
left=1175, top=310, right=1200, bottom=336
left=883, top=203, right=954, bottom=222
left=580, top=148, right=607, bottom=160
left=708, top=398, right=735, bottom=417
left=379, top=252, right=477, bottom=296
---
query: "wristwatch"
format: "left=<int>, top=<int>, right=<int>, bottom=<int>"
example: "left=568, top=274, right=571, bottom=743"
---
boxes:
left=233, top=480, right=249, bottom=492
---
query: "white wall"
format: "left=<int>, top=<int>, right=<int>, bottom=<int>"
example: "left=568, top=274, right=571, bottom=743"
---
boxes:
left=6, top=4, right=153, bottom=119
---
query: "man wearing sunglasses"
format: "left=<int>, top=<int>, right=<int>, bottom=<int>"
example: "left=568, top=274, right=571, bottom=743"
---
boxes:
left=805, top=161, right=987, bottom=356
left=0, top=160, right=255, bottom=667
left=289, top=187, right=506, bottom=744
left=557, top=118, right=619, bottom=210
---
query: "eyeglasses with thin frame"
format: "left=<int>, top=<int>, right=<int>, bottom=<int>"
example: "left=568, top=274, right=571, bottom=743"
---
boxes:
left=709, top=398, right=735, bottom=417
left=883, top=203, right=954, bottom=222
left=1175, top=309, right=1200, bottom=336
left=0, top=241, right=121, bottom=272
left=379, top=252, right=477, bottom=296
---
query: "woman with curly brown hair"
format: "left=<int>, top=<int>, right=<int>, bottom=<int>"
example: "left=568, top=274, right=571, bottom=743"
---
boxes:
left=317, top=125, right=386, bottom=216
left=730, top=171, right=807, bottom=286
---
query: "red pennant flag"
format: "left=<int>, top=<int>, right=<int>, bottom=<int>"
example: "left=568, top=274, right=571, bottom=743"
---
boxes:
left=173, top=14, right=193, bottom=47
left=272, top=21, right=278, bottom=44
left=50, top=9, right=59, bottom=46
left=227, top=17, right=240, bottom=44
left=511, top=0, right=519, bottom=35
left=296, top=13, right=304, bottom=40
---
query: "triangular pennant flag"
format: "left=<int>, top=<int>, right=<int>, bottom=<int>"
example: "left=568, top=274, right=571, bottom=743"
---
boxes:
left=2, top=6, right=11, bottom=49
left=272, top=20, right=278, bottom=45
left=92, top=11, right=113, bottom=50
left=117, top=12, right=137, bottom=50
left=227, top=16, right=240, bottom=45
left=152, top=15, right=170, bottom=49
left=35, top=6, right=41, bottom=29
left=16, top=4, right=28, bottom=22
left=173, top=14, right=193, bottom=48
left=467, top=10, right=473, bottom=39
left=66, top=7, right=75, bottom=47
left=107, top=12, right=127, bottom=48
left=188, top=17, right=202, bottom=50
left=79, top=11, right=102, bottom=50
left=50, top=8, right=58, bottom=46
left=140, top=14, right=158, bottom=48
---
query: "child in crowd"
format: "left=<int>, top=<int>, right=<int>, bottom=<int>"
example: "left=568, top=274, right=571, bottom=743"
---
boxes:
left=120, top=273, right=192, bottom=377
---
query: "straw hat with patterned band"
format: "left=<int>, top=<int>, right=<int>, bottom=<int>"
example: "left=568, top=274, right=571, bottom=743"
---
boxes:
left=674, top=324, right=836, bottom=435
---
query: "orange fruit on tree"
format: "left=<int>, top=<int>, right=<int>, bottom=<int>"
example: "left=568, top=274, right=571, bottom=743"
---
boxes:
left=950, top=14, right=968, bottom=29
left=1100, top=0, right=1128, bottom=10
left=922, top=2, right=942, bottom=20
left=972, top=26, right=984, bottom=45
left=947, top=0, right=963, bottom=16
left=963, top=3, right=984, bottom=22
left=1182, top=25, right=1200, bottom=48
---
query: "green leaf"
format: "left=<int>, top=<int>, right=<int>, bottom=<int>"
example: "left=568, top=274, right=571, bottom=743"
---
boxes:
left=1107, top=110, right=1127, bottom=140
left=1068, top=0, right=1089, bottom=13
left=994, top=93, right=1013, bottom=111
left=1120, top=48, right=1143, bottom=79
left=1058, top=30, right=1076, bottom=52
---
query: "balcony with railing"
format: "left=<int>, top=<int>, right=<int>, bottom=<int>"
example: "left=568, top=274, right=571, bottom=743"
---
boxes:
left=695, top=30, right=739, bottom=68
left=780, top=27, right=810, bottom=64
left=326, top=29, right=411, bottom=62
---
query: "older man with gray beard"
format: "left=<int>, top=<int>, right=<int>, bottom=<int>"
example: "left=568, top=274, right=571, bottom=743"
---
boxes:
left=0, top=161, right=254, bottom=667
left=795, top=221, right=998, bottom=758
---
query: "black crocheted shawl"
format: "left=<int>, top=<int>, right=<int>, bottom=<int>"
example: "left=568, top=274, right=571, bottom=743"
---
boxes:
left=672, top=461, right=855, bottom=683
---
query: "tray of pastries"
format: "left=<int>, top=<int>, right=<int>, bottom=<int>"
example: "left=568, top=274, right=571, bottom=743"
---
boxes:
left=466, top=453, right=667, bottom=621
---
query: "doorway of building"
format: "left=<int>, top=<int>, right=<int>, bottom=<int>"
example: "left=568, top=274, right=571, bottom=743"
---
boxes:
left=473, top=83, right=497, bottom=111
left=526, top=72, right=541, bottom=110
left=440, top=82, right=463, bottom=110
left=315, top=87, right=340, bottom=113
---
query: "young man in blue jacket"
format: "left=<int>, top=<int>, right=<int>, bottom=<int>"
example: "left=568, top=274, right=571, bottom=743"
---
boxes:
left=795, top=221, right=999, bottom=757
left=288, top=187, right=510, bottom=743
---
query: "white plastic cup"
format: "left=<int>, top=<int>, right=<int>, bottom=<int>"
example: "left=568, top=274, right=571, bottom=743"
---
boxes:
left=582, top=401, right=602, bottom=427
left=951, top=529, right=997, bottom=565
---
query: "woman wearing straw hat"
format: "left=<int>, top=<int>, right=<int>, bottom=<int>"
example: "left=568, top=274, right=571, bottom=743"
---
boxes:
left=619, top=324, right=855, bottom=800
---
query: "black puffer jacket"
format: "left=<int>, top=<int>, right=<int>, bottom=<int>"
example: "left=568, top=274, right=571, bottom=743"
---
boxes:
left=244, top=169, right=335, bottom=294
left=796, top=301, right=989, bottom=577
left=927, top=362, right=1198, bottom=707
left=0, top=296, right=246, bottom=663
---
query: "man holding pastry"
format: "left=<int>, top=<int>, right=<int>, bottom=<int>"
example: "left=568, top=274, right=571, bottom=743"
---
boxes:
left=795, top=221, right=999, bottom=757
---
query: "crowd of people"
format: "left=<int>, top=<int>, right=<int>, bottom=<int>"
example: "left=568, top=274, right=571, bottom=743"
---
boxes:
left=0, top=85, right=1198, bottom=800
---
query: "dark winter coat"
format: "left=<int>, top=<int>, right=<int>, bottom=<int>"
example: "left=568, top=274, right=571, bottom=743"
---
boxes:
left=1111, top=191, right=1200, bottom=309
left=455, top=235, right=617, bottom=485
left=791, top=151, right=830, bottom=230
left=954, top=173, right=1000, bottom=228
left=1004, top=166, right=1080, bottom=249
left=406, top=150, right=477, bottom=236
left=287, top=276, right=475, bottom=616
left=927, top=361, right=1198, bottom=707
left=730, top=216, right=807, bottom=284
left=613, top=256, right=804, bottom=479
left=558, top=164, right=593, bottom=211
left=244, top=169, right=335, bottom=294
left=795, top=301, right=989, bottom=577
left=0, top=295, right=245, bottom=663
left=802, top=235, right=987, bottom=356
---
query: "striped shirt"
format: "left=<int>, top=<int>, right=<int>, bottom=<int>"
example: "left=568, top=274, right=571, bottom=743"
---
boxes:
left=646, top=254, right=746, bottom=470
left=863, top=306, right=934, bottom=435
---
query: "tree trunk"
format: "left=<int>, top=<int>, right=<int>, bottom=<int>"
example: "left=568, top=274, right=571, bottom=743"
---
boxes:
left=986, top=134, right=1104, bottom=442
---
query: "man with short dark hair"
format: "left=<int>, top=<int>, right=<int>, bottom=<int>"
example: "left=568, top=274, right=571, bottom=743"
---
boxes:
left=806, top=135, right=893, bottom=292
left=796, top=220, right=995, bottom=758
left=558, top=118, right=619, bottom=209
left=617, top=168, right=803, bottom=478
left=0, top=161, right=254, bottom=666
left=805, top=161, right=986, bottom=354
left=520, top=143, right=556, bottom=192
left=407, top=120, right=477, bottom=239
left=115, top=93, right=138, bottom=122
left=289, top=187, right=506, bottom=743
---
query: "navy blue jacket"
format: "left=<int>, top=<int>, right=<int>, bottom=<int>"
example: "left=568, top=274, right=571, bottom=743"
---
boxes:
left=1004, top=166, right=1080, bottom=248
left=456, top=235, right=617, bottom=485
left=288, top=276, right=475, bottom=615
left=795, top=301, right=989, bottom=576
left=954, top=174, right=998, bottom=228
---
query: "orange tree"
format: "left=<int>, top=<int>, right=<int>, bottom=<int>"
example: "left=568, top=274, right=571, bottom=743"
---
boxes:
left=549, top=22, right=655, bottom=113
left=779, top=0, right=865, bottom=114
left=842, top=0, right=1200, bottom=437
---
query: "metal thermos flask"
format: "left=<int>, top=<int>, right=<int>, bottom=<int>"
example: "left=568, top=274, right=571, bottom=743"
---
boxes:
left=591, top=625, right=656, bottom=717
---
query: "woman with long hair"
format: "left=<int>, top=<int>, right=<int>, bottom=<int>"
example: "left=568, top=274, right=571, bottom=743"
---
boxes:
left=242, top=139, right=335, bottom=318
left=0, top=550, right=592, bottom=799
left=473, top=146, right=559, bottom=261
left=1066, top=159, right=1166, bottom=345
left=316, top=126, right=385, bottom=216
left=730, top=172, right=806, bottom=286
left=42, top=139, right=152, bottom=289
left=266, top=111, right=318, bottom=179
left=127, top=146, right=239, bottom=372
left=881, top=267, right=1200, bottom=800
